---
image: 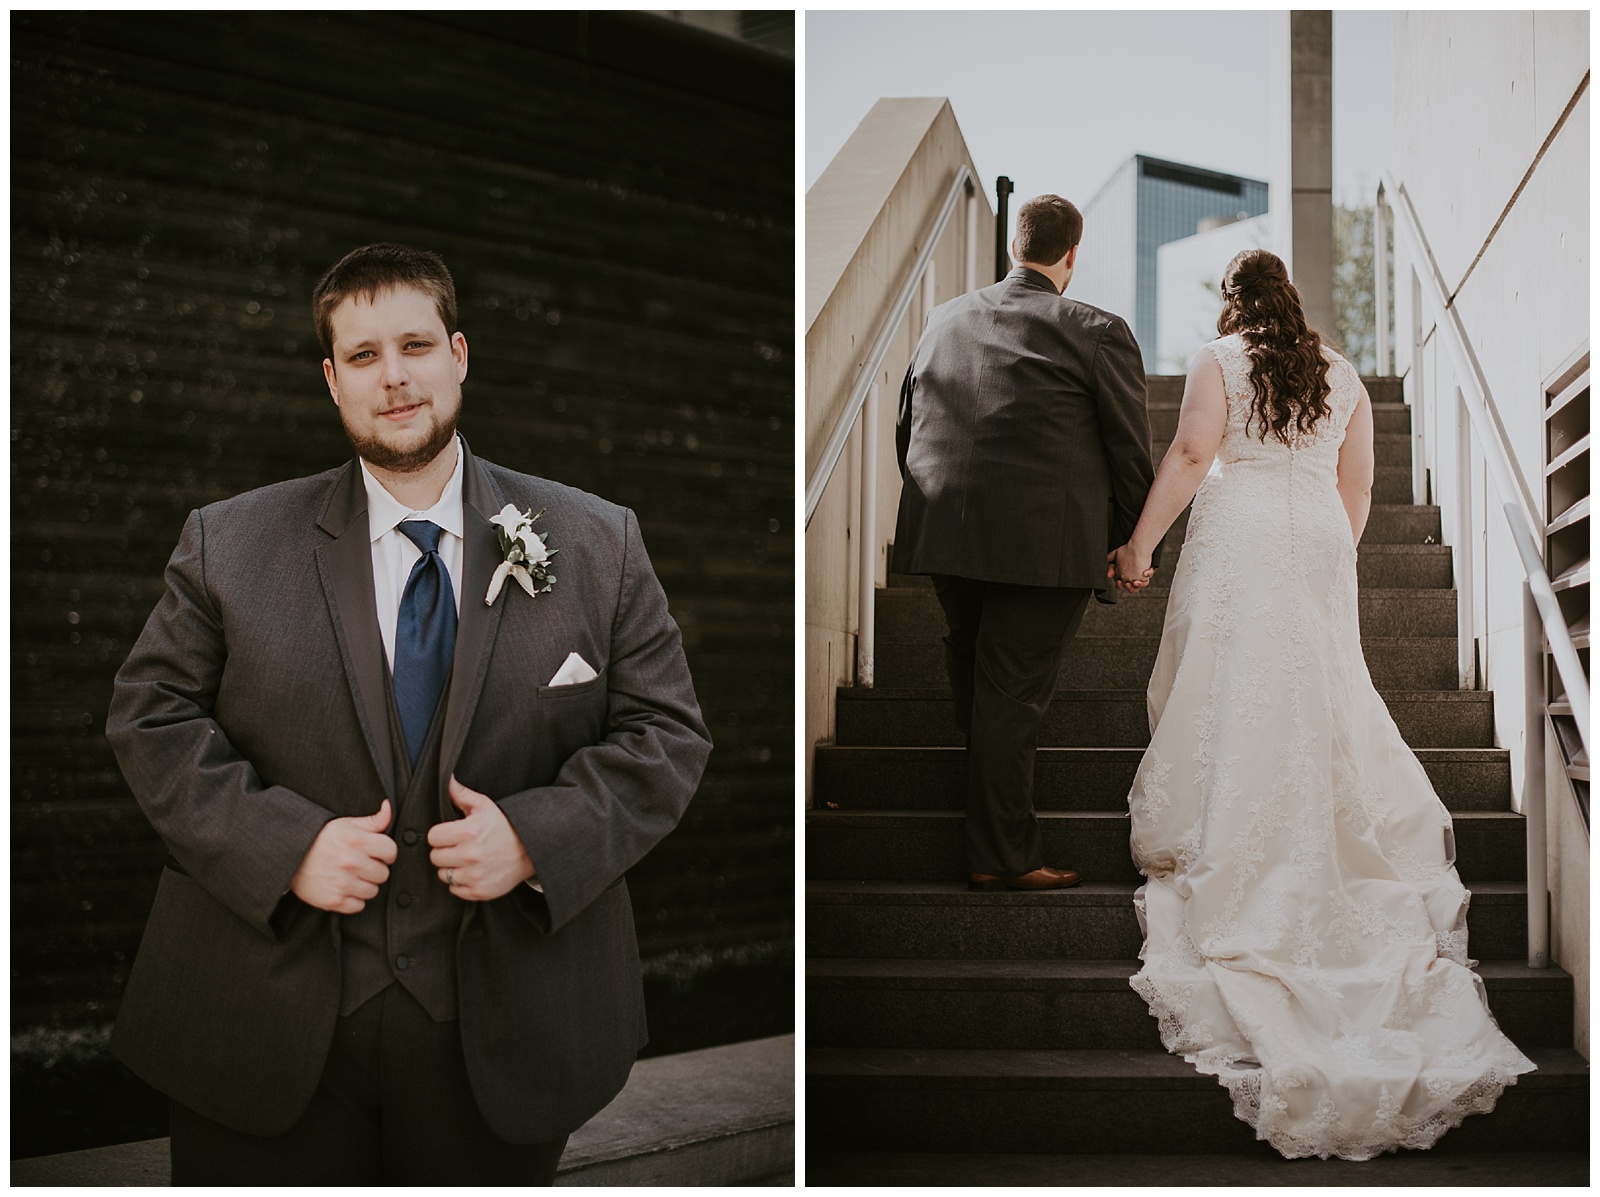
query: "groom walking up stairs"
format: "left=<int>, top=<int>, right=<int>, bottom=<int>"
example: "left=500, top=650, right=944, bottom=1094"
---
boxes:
left=806, top=375, right=1589, bottom=1184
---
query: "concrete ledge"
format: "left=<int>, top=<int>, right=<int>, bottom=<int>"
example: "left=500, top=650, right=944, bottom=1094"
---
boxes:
left=12, top=1137, right=168, bottom=1187
left=557, top=1034, right=793, bottom=1185
left=10, top=1033, right=793, bottom=1186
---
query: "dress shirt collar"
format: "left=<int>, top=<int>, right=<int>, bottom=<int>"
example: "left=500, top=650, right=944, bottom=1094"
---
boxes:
left=1009, top=266, right=1062, bottom=294
left=358, top=435, right=466, bottom=543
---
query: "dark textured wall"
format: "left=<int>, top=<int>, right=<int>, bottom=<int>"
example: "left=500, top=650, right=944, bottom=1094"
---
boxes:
left=11, top=11, right=793, bottom=1154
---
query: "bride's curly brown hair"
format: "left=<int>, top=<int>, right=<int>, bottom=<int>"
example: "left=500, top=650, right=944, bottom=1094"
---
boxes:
left=1216, top=249, right=1333, bottom=446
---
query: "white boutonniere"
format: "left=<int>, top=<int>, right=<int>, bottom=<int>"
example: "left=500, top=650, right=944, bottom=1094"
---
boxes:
left=485, top=504, right=558, bottom=605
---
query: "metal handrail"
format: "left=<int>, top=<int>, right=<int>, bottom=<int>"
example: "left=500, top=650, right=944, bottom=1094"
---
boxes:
left=803, top=164, right=973, bottom=528
left=1505, top=503, right=1592, bottom=755
left=1380, top=172, right=1590, bottom=757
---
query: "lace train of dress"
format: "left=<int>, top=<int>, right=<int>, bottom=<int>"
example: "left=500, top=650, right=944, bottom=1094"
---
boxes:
left=1127, top=334, right=1535, bottom=1161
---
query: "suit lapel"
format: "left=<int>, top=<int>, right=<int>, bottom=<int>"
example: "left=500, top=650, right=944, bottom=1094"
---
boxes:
left=437, top=440, right=509, bottom=811
left=313, top=461, right=400, bottom=803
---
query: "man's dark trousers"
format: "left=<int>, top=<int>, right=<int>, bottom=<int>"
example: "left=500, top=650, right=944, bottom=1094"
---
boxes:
left=931, top=576, right=1093, bottom=876
left=169, top=983, right=568, bottom=1185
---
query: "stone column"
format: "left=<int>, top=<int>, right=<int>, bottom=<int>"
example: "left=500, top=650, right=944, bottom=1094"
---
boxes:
left=1270, top=10, right=1335, bottom=339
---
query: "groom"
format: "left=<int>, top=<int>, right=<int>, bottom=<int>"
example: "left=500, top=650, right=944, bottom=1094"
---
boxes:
left=105, top=243, right=711, bottom=1183
left=892, top=194, right=1157, bottom=891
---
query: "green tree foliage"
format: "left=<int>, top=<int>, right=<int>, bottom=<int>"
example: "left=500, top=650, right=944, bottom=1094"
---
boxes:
left=1333, top=203, right=1395, bottom=374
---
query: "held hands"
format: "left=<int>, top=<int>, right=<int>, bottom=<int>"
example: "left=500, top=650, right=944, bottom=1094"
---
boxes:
left=1107, top=543, right=1156, bottom=592
left=290, top=799, right=398, bottom=914
left=428, top=776, right=535, bottom=902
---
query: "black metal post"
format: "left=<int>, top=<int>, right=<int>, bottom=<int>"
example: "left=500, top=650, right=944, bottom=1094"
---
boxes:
left=994, top=175, right=1014, bottom=281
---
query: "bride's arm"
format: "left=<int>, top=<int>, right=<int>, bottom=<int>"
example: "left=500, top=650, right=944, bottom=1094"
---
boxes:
left=1336, top=383, right=1375, bottom=544
left=1112, top=348, right=1228, bottom=587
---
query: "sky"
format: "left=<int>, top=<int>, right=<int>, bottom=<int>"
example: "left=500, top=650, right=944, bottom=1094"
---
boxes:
left=805, top=11, right=1393, bottom=212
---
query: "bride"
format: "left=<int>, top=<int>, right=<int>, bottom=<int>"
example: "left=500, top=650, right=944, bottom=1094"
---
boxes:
left=1107, top=249, right=1535, bottom=1160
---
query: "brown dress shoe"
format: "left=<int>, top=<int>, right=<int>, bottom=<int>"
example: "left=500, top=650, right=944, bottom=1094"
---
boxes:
left=967, top=865, right=1082, bottom=892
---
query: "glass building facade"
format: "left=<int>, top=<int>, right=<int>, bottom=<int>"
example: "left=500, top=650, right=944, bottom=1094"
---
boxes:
left=1075, top=155, right=1269, bottom=371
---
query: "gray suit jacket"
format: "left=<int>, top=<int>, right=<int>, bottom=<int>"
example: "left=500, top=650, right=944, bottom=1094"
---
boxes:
left=105, top=439, right=711, bottom=1142
left=892, top=267, right=1158, bottom=590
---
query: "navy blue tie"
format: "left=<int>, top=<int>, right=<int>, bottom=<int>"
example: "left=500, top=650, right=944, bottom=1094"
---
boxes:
left=394, top=520, right=457, bottom=767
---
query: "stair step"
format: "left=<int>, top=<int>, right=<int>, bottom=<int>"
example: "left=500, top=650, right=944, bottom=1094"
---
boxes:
left=805, top=1045, right=1589, bottom=1154
left=877, top=585, right=1460, bottom=640
left=1190, top=541, right=1449, bottom=589
left=806, top=809, right=1527, bottom=886
left=805, top=880, right=1533, bottom=963
left=1379, top=432, right=1417, bottom=468
left=1364, top=379, right=1408, bottom=407
left=1147, top=389, right=1410, bottom=435
left=835, top=689, right=1497, bottom=749
left=889, top=543, right=1455, bottom=592
left=1160, top=503, right=1441, bottom=546
left=1150, top=432, right=1413, bottom=469
left=1357, top=503, right=1441, bottom=542
left=812, top=746, right=1511, bottom=812
left=873, top=636, right=1459, bottom=690
left=1145, top=374, right=1406, bottom=394
left=1384, top=465, right=1423, bottom=505
left=805, top=958, right=1573, bottom=1052
left=807, top=1149, right=1590, bottom=1186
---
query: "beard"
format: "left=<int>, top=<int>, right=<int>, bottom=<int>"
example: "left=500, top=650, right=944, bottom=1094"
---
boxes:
left=341, top=393, right=460, bottom=473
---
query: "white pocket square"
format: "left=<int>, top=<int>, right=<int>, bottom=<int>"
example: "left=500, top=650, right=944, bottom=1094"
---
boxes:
left=548, top=651, right=599, bottom=687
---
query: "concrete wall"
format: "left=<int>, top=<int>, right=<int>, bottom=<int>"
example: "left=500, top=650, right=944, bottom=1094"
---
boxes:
left=1389, top=10, right=1589, bottom=1056
left=804, top=98, right=994, bottom=804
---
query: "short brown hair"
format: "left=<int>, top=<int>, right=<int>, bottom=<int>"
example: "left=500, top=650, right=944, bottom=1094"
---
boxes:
left=311, top=243, right=458, bottom=359
left=1014, top=195, right=1083, bottom=267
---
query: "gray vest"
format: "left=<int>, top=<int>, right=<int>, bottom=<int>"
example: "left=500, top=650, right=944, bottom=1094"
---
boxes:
left=339, top=669, right=461, bottom=1020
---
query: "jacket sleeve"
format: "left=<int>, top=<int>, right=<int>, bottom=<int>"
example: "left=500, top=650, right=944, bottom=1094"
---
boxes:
left=496, top=508, right=712, bottom=935
left=1089, top=315, right=1162, bottom=567
left=106, top=510, right=336, bottom=941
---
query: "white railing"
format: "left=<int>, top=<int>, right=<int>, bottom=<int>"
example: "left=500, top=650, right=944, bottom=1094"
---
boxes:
left=804, top=164, right=975, bottom=687
left=804, top=165, right=973, bottom=526
left=1379, top=172, right=1591, bottom=969
left=855, top=380, right=880, bottom=686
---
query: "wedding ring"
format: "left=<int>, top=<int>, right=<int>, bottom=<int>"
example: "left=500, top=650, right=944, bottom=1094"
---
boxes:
left=446, top=868, right=455, bottom=886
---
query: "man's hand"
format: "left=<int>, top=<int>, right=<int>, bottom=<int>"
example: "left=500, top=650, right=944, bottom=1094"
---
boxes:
left=428, top=776, right=535, bottom=902
left=289, top=799, right=398, bottom=914
left=1107, top=544, right=1156, bottom=592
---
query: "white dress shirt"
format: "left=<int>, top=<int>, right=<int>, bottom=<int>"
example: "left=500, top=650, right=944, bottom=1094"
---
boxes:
left=359, top=438, right=542, bottom=892
left=360, top=436, right=465, bottom=675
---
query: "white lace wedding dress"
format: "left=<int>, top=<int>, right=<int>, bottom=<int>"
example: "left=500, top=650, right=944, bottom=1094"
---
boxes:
left=1127, top=333, right=1536, bottom=1161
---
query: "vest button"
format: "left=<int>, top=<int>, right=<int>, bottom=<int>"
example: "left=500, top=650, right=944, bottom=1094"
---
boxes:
left=395, top=956, right=411, bottom=971
left=402, top=829, right=419, bottom=845
left=397, top=892, right=413, bottom=908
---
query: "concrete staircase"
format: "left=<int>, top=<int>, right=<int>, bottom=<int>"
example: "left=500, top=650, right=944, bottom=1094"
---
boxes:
left=806, top=377, right=1589, bottom=1181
